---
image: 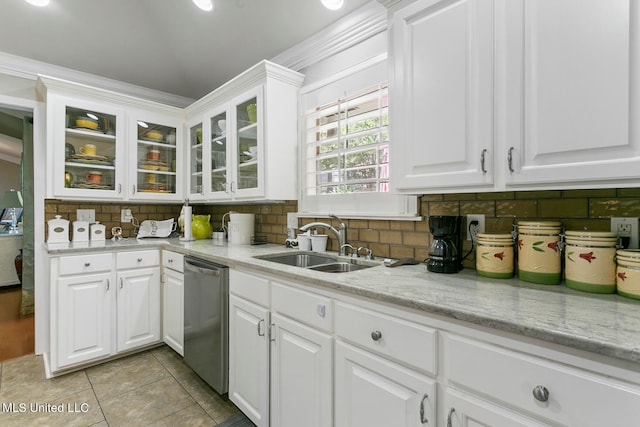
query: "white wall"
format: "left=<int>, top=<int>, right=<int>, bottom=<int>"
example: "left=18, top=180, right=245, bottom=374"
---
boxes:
left=0, top=158, right=21, bottom=195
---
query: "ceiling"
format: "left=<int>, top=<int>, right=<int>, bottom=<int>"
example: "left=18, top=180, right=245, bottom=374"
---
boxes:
left=0, top=0, right=372, bottom=101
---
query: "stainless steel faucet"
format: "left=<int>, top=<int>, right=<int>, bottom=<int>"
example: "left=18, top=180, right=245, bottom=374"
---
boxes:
left=299, top=215, right=348, bottom=255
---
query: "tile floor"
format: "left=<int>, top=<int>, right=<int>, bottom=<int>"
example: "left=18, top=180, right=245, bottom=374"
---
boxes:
left=0, top=345, right=241, bottom=426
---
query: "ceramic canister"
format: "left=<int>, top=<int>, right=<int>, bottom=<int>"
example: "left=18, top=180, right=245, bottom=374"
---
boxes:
left=615, top=249, right=640, bottom=300
left=47, top=215, right=70, bottom=244
left=476, top=233, right=515, bottom=279
left=516, top=221, right=562, bottom=285
left=72, top=220, right=90, bottom=242
left=564, top=231, right=617, bottom=294
left=90, top=222, right=106, bottom=241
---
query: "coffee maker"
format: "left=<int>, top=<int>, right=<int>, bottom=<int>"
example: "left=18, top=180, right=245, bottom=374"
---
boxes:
left=426, top=215, right=463, bottom=274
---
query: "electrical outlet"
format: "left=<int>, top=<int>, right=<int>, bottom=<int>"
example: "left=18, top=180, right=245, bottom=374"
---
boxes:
left=611, top=217, right=639, bottom=248
left=466, top=214, right=485, bottom=241
left=121, top=209, right=133, bottom=223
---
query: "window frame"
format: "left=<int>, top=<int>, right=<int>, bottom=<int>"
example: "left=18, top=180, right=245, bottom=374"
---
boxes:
left=297, top=54, right=418, bottom=219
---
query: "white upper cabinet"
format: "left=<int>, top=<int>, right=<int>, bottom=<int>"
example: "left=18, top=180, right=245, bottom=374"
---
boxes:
left=128, top=110, right=184, bottom=201
left=37, top=76, right=185, bottom=201
left=185, top=60, right=304, bottom=202
left=390, top=0, right=495, bottom=192
left=389, top=0, right=639, bottom=193
left=499, top=0, right=640, bottom=188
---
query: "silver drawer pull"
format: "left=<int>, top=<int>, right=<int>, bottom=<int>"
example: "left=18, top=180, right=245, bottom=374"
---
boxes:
left=137, top=257, right=143, bottom=262
left=532, top=385, right=549, bottom=402
left=371, top=330, right=382, bottom=341
left=447, top=407, right=455, bottom=427
left=84, top=262, right=91, bottom=267
left=168, top=259, right=173, bottom=263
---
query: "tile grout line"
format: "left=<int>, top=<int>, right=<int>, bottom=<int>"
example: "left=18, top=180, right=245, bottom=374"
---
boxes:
left=83, top=367, right=109, bottom=426
left=149, top=348, right=232, bottom=425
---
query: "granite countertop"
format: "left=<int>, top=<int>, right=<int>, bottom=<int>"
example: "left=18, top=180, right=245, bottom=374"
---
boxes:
left=46, top=237, right=640, bottom=364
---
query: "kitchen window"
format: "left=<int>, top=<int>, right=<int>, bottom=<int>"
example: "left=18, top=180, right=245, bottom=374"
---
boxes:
left=298, top=55, right=417, bottom=218
left=305, top=83, right=389, bottom=196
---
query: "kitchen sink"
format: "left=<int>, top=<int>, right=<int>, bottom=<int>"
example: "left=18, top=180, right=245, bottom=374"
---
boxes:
left=254, top=252, right=376, bottom=273
left=255, top=252, right=337, bottom=267
left=308, top=262, right=372, bottom=273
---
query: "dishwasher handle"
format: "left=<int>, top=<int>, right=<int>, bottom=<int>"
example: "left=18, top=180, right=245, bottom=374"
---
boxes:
left=185, top=259, right=223, bottom=277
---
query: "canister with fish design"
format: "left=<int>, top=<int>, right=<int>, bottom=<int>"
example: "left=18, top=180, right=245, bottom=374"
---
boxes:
left=564, top=231, right=617, bottom=293
left=516, top=221, right=562, bottom=285
left=476, top=233, right=514, bottom=279
left=615, top=249, right=640, bottom=300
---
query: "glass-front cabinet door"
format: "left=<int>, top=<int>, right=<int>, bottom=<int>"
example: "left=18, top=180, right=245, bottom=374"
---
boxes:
left=56, top=100, right=125, bottom=199
left=231, top=88, right=263, bottom=198
left=130, top=114, right=182, bottom=201
left=187, top=119, right=206, bottom=200
left=208, top=108, right=229, bottom=199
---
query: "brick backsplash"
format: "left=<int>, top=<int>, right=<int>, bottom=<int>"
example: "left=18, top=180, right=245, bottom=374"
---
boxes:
left=46, top=188, right=640, bottom=269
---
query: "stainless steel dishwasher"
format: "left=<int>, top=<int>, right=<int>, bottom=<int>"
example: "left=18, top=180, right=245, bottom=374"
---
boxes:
left=183, top=257, right=229, bottom=394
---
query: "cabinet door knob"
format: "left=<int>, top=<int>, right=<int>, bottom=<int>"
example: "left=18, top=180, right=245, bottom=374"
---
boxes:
left=120, top=278, right=124, bottom=289
left=371, top=330, right=382, bottom=341
left=532, top=385, right=549, bottom=402
left=106, top=279, right=110, bottom=291
left=84, top=262, right=91, bottom=267
left=137, top=257, right=143, bottom=262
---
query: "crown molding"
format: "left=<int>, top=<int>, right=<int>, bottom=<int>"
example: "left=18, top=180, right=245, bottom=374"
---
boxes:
left=271, top=1, right=388, bottom=72
left=186, top=60, right=304, bottom=116
left=0, top=51, right=195, bottom=108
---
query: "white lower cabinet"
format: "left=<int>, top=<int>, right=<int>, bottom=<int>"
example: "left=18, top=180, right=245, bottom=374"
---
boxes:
left=56, top=270, right=114, bottom=369
left=443, top=333, right=640, bottom=426
left=116, top=266, right=161, bottom=352
left=335, top=340, right=436, bottom=427
left=270, top=282, right=333, bottom=427
left=162, top=250, right=184, bottom=356
left=334, top=301, right=437, bottom=427
left=229, top=270, right=333, bottom=427
left=50, top=249, right=161, bottom=374
left=229, top=293, right=270, bottom=427
left=443, top=388, right=547, bottom=427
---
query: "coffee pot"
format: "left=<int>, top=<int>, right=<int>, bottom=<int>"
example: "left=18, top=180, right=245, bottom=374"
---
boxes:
left=426, top=215, right=463, bottom=274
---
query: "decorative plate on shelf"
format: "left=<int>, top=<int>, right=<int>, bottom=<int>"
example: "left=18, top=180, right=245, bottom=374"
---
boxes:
left=141, top=136, right=165, bottom=143
left=75, top=182, right=112, bottom=190
left=68, top=153, right=110, bottom=162
left=140, top=160, right=170, bottom=171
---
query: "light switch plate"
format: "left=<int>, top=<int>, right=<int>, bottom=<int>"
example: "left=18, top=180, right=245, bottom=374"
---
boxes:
left=76, top=209, right=95, bottom=223
left=121, top=209, right=133, bottom=223
left=287, top=212, right=298, bottom=229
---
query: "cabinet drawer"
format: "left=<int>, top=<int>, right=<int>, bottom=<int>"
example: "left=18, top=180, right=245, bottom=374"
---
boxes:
left=271, top=282, right=333, bottom=333
left=229, top=269, right=270, bottom=307
left=162, top=250, right=184, bottom=273
left=116, top=250, right=160, bottom=270
left=335, top=302, right=437, bottom=375
left=446, top=334, right=640, bottom=425
left=58, top=253, right=113, bottom=276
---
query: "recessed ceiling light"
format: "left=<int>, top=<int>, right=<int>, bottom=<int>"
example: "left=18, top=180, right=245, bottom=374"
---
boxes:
left=321, top=0, right=344, bottom=10
left=24, top=0, right=50, bottom=6
left=193, top=0, right=215, bottom=12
